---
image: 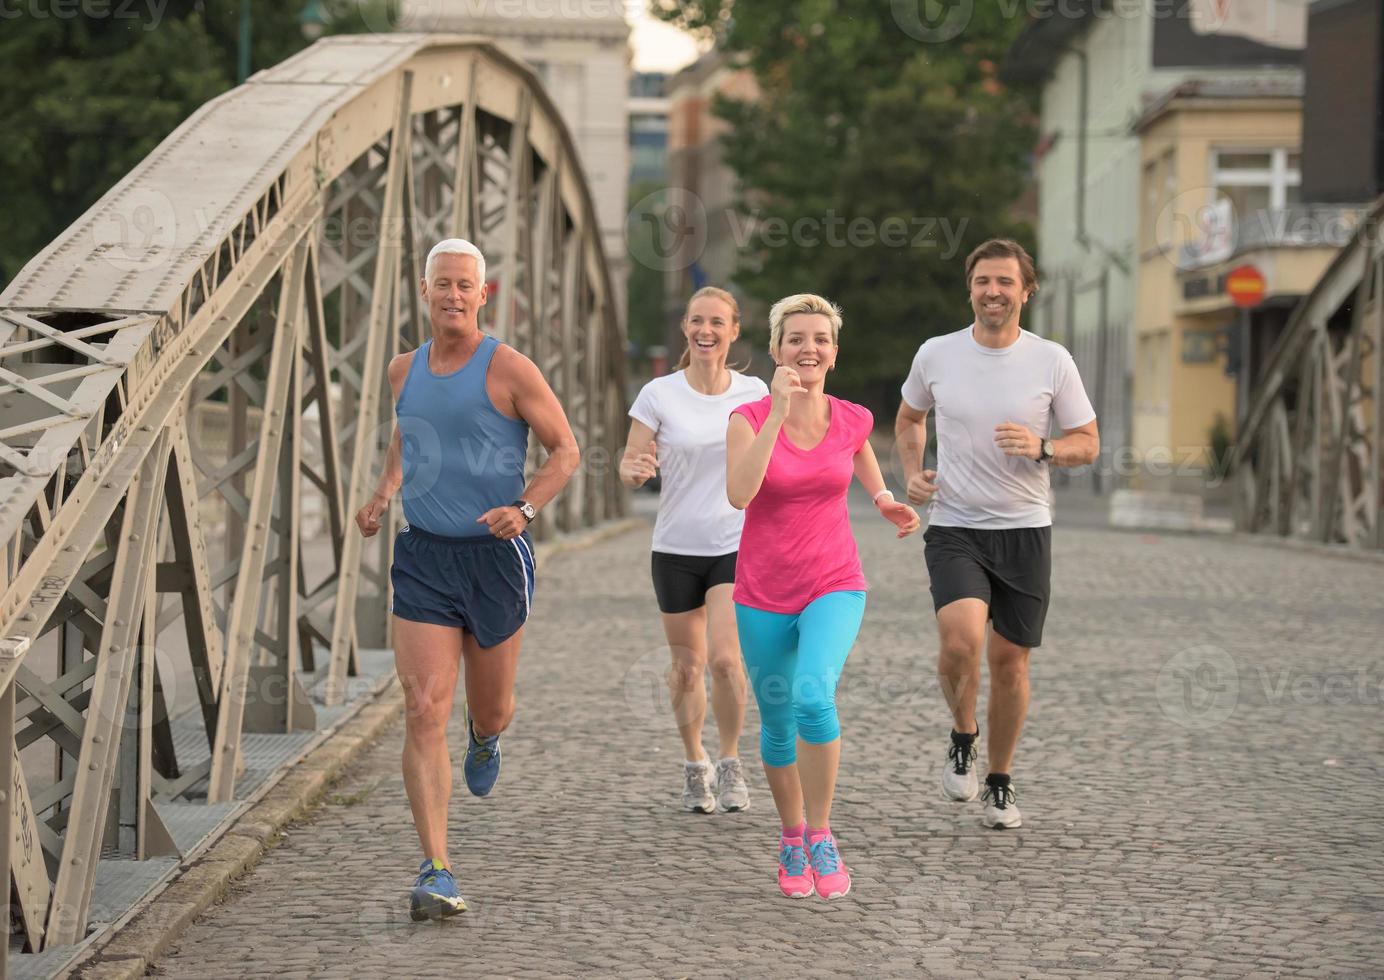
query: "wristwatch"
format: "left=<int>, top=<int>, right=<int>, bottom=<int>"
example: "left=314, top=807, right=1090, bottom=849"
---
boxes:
left=1038, top=439, right=1055, bottom=463
left=512, top=499, right=536, bottom=523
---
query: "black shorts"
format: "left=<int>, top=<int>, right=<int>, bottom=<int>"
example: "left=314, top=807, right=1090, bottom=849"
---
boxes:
left=650, top=551, right=737, bottom=614
left=923, top=525, right=1052, bottom=648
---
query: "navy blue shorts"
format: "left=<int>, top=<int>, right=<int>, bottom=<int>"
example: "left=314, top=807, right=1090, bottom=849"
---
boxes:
left=390, top=524, right=536, bottom=648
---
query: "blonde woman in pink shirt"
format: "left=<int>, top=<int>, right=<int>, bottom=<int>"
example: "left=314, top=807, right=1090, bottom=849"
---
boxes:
left=726, top=294, right=920, bottom=901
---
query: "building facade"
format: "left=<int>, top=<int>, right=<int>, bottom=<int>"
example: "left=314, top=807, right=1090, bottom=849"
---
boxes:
left=404, top=0, right=632, bottom=325
left=1005, top=0, right=1306, bottom=492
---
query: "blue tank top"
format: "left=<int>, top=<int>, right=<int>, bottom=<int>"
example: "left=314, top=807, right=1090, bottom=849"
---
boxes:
left=396, top=335, right=530, bottom=537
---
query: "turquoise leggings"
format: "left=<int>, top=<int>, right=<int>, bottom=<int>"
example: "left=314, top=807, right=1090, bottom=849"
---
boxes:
left=734, top=591, right=866, bottom=767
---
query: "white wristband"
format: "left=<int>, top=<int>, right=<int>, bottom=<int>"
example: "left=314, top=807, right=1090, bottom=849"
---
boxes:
left=873, top=489, right=894, bottom=504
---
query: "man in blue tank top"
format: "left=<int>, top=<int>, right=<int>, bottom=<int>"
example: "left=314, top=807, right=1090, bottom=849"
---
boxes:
left=355, top=238, right=580, bottom=921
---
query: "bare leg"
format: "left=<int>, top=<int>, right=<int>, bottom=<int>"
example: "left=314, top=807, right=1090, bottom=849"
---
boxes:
left=986, top=628, right=1031, bottom=774
left=797, top=738, right=840, bottom=829
left=704, top=584, right=747, bottom=759
left=393, top=617, right=463, bottom=865
left=460, top=626, right=524, bottom=738
left=936, top=598, right=988, bottom=734
left=660, top=608, right=710, bottom=760
left=761, top=763, right=805, bottom=830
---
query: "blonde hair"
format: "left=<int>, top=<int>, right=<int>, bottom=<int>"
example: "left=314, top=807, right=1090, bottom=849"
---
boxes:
left=675, top=286, right=741, bottom=371
left=768, top=293, right=842, bottom=354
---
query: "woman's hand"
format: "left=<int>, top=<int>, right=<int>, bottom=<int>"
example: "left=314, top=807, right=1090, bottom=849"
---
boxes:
left=877, top=493, right=921, bottom=538
left=769, top=365, right=806, bottom=422
left=619, top=439, right=658, bottom=487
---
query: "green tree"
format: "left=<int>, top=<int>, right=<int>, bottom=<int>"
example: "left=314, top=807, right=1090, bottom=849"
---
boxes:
left=0, top=1, right=384, bottom=287
left=651, top=0, right=1036, bottom=412
left=626, top=181, right=668, bottom=353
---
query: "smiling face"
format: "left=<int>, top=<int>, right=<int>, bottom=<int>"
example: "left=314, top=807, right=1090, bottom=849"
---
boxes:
left=422, top=252, right=488, bottom=335
left=681, top=294, right=739, bottom=366
left=969, top=256, right=1031, bottom=331
left=775, top=312, right=838, bottom=383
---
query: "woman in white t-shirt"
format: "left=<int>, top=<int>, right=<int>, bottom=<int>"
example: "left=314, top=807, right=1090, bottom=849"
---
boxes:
left=620, top=287, right=769, bottom=815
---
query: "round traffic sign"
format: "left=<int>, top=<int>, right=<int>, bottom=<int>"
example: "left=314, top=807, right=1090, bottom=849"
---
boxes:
left=1226, top=264, right=1266, bottom=308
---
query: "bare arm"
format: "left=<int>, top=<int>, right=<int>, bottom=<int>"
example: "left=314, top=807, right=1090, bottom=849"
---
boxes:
left=726, top=413, right=777, bottom=510
left=726, top=365, right=802, bottom=509
left=894, top=400, right=929, bottom=481
left=618, top=418, right=659, bottom=489
left=1051, top=418, right=1100, bottom=467
left=994, top=417, right=1100, bottom=467
left=355, top=352, right=413, bottom=537
left=894, top=399, right=939, bottom=506
left=506, top=349, right=582, bottom=512
left=853, top=440, right=920, bottom=538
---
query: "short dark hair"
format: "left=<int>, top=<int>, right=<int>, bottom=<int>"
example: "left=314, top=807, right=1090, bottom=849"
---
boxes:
left=965, top=239, right=1039, bottom=296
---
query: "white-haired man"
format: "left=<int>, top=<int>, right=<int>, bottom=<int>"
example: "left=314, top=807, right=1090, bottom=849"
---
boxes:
left=356, top=238, right=580, bottom=919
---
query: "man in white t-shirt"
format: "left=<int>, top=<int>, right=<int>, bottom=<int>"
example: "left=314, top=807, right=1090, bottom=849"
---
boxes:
left=895, top=239, right=1099, bottom=829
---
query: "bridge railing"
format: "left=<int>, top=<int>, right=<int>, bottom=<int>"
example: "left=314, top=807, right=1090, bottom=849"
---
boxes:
left=1232, top=196, right=1383, bottom=549
left=0, top=34, right=626, bottom=961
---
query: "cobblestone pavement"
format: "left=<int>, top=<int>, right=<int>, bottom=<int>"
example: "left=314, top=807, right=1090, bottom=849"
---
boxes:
left=152, top=493, right=1384, bottom=978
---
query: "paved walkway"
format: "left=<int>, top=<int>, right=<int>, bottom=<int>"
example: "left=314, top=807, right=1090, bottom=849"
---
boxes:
left=150, top=495, right=1384, bottom=978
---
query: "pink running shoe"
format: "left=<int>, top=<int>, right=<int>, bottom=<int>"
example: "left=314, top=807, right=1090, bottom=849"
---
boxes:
left=777, top=835, right=814, bottom=899
left=807, top=831, right=851, bottom=900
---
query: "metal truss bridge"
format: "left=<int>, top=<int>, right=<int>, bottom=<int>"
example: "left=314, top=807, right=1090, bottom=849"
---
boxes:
left=0, top=34, right=626, bottom=970
left=1234, top=198, right=1384, bottom=550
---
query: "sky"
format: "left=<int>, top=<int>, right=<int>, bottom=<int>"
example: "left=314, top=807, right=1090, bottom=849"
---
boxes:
left=625, top=1, right=703, bottom=73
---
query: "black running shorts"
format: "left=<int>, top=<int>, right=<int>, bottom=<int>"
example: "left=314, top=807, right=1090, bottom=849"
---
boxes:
left=923, top=525, right=1052, bottom=648
left=650, top=551, right=737, bottom=614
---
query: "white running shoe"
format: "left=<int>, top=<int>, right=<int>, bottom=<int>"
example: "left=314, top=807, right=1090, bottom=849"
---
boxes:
left=681, top=758, right=716, bottom=813
left=713, top=757, right=751, bottom=812
left=941, top=731, right=980, bottom=802
left=980, top=777, right=1022, bottom=829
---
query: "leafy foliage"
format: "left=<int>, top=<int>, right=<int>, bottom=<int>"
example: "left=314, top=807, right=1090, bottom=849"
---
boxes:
left=651, top=0, right=1037, bottom=409
left=0, top=0, right=380, bottom=286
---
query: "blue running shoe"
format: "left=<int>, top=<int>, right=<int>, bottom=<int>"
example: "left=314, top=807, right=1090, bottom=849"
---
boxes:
left=463, top=710, right=501, bottom=797
left=409, top=858, right=467, bottom=921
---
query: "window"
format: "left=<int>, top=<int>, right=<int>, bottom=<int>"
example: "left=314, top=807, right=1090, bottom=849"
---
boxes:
left=1211, top=147, right=1301, bottom=220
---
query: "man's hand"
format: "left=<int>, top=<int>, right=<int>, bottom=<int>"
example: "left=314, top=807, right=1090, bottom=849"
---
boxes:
left=906, top=468, right=939, bottom=505
left=995, top=422, right=1040, bottom=460
left=355, top=495, right=388, bottom=537
left=477, top=505, right=528, bottom=540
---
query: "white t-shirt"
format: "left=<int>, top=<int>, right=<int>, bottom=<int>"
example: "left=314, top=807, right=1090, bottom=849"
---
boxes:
left=900, top=325, right=1096, bottom=529
left=629, top=370, right=769, bottom=555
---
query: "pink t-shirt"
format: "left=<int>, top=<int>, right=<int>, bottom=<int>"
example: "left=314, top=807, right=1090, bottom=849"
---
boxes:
left=731, top=395, right=873, bottom=613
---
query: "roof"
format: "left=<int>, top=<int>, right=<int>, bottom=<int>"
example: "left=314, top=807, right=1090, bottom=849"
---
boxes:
left=1132, top=74, right=1304, bottom=132
left=1001, top=2, right=1100, bottom=84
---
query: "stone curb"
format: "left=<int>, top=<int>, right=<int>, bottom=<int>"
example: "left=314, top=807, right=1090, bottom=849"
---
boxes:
left=64, top=517, right=645, bottom=980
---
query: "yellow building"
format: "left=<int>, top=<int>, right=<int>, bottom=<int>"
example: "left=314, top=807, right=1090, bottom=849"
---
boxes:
left=1133, top=79, right=1360, bottom=490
